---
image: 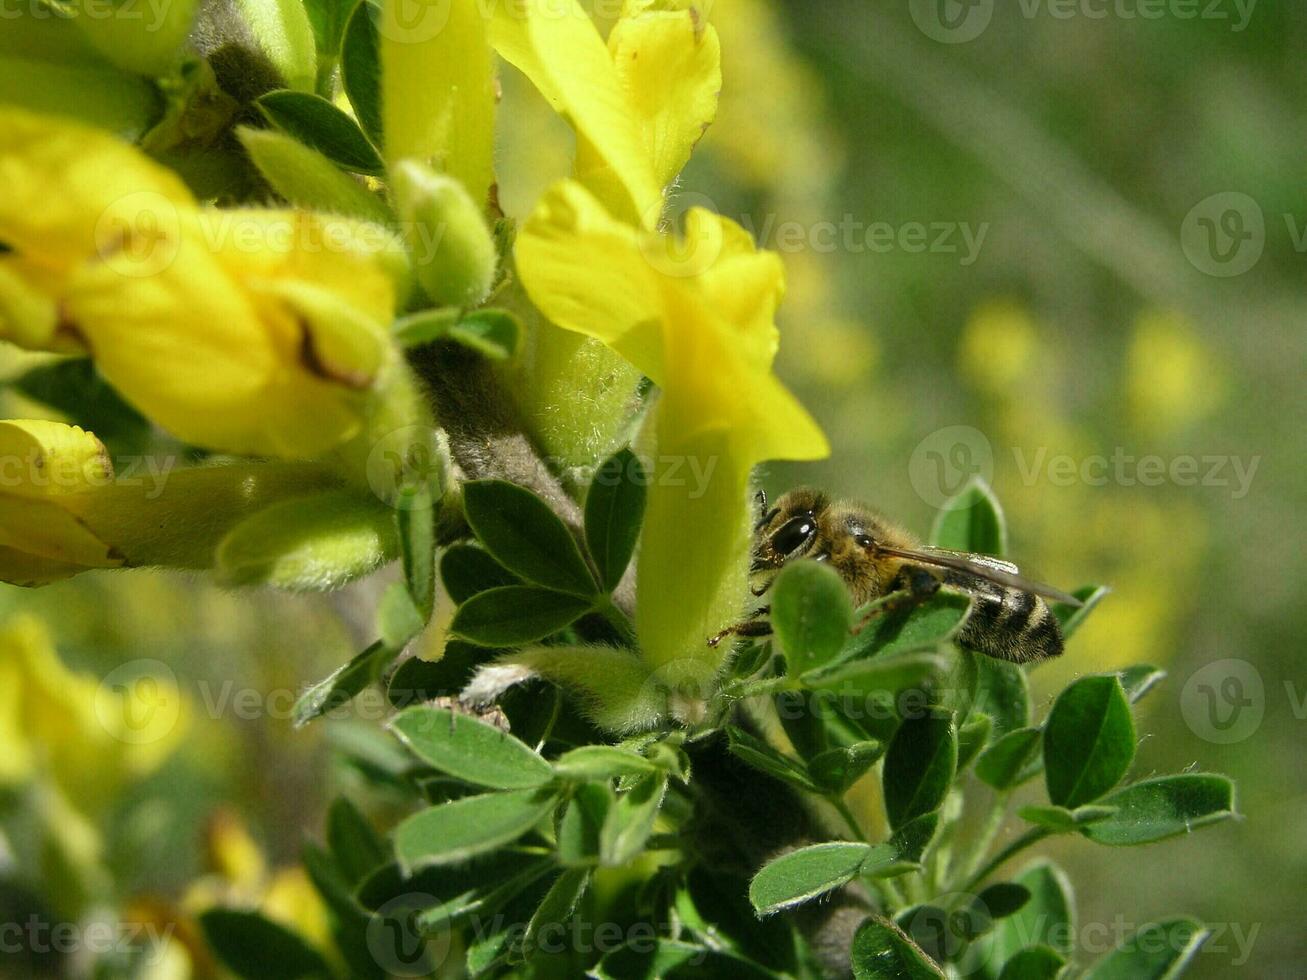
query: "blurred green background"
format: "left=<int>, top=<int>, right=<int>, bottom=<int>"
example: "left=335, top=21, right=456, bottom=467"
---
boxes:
left=1, top=0, right=1303, bottom=976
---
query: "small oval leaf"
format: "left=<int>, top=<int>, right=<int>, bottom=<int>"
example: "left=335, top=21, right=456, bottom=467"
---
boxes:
left=389, top=705, right=554, bottom=789
left=450, top=586, right=591, bottom=647
left=749, top=842, right=877, bottom=916
left=1044, top=675, right=1135, bottom=808
left=462, top=480, right=598, bottom=596
left=883, top=713, right=957, bottom=830
left=394, top=788, right=559, bottom=871
left=1080, top=774, right=1235, bottom=846
left=851, top=915, right=946, bottom=979
left=1081, top=918, right=1209, bottom=980
left=772, top=561, right=854, bottom=674
left=256, top=89, right=384, bottom=174
left=584, top=448, right=648, bottom=592
left=930, top=478, right=1006, bottom=556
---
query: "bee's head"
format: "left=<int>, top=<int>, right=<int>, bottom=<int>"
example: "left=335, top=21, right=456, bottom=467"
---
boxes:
left=752, top=487, right=830, bottom=571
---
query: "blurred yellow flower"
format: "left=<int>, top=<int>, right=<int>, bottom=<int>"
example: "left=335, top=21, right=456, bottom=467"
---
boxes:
left=517, top=180, right=828, bottom=668
left=0, top=107, right=402, bottom=459
left=960, top=300, right=1040, bottom=395
left=0, top=419, right=122, bottom=586
left=1126, top=310, right=1225, bottom=437
left=0, top=615, right=188, bottom=814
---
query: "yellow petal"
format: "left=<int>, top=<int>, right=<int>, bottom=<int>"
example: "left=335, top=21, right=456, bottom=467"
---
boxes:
left=383, top=0, right=496, bottom=206
left=0, top=497, right=122, bottom=584
left=490, top=0, right=662, bottom=227
left=606, top=6, right=721, bottom=190
left=515, top=181, right=667, bottom=380
left=0, top=106, right=193, bottom=351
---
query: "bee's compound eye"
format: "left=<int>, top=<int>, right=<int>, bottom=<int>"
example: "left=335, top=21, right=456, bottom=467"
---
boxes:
left=772, top=514, right=816, bottom=556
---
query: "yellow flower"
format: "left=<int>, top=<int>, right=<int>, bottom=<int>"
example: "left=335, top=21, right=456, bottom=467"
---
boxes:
left=0, top=107, right=402, bottom=459
left=516, top=180, right=828, bottom=668
left=0, top=419, right=122, bottom=586
left=0, top=614, right=188, bottom=814
left=490, top=0, right=721, bottom=229
left=488, top=0, right=723, bottom=468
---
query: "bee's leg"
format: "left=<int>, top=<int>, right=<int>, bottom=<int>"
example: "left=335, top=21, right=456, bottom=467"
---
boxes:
left=708, top=607, right=773, bottom=648
left=852, top=567, right=941, bottom=634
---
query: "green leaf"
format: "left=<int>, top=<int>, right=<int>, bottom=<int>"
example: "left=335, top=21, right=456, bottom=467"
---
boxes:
left=1018, top=804, right=1116, bottom=833
left=749, top=842, right=877, bottom=916
left=930, top=479, right=1006, bottom=556
left=377, top=581, right=424, bottom=649
left=972, top=656, right=1031, bottom=738
left=726, top=726, right=817, bottom=793
left=851, top=915, right=946, bottom=980
left=520, top=868, right=591, bottom=959
left=1081, top=918, right=1209, bottom=980
left=882, top=714, right=957, bottom=830
left=997, top=945, right=1067, bottom=980
left=958, top=714, right=992, bottom=770
left=462, top=480, right=598, bottom=596
left=293, top=641, right=395, bottom=728
left=844, top=593, right=973, bottom=662
left=449, top=310, right=523, bottom=360
left=395, top=309, right=523, bottom=360
left=440, top=544, right=519, bottom=603
left=804, top=651, right=951, bottom=703
left=978, top=883, right=1032, bottom=920
left=340, top=0, right=381, bottom=144
left=976, top=861, right=1076, bottom=968
left=584, top=448, right=648, bottom=592
left=237, top=126, right=391, bottom=223
left=198, top=909, right=330, bottom=980
left=394, top=788, right=559, bottom=870
left=1080, top=774, right=1236, bottom=846
left=808, top=741, right=883, bottom=795
left=976, top=728, right=1043, bottom=791
left=326, top=796, right=387, bottom=887
left=450, top=586, right=591, bottom=646
left=553, top=745, right=661, bottom=781
left=1043, top=675, right=1135, bottom=808
left=889, top=811, right=940, bottom=865
left=1052, top=585, right=1110, bottom=639
left=256, top=89, right=384, bottom=174
left=1118, top=664, right=1167, bottom=704
left=386, top=642, right=494, bottom=708
left=772, top=561, right=854, bottom=674
left=599, top=772, right=667, bottom=866
left=556, top=782, right=612, bottom=867
left=398, top=483, right=436, bottom=618
left=215, top=489, right=398, bottom=591
left=389, top=706, right=554, bottom=789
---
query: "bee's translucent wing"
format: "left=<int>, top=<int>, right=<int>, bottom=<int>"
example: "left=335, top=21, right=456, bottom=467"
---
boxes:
left=876, top=545, right=1084, bottom=607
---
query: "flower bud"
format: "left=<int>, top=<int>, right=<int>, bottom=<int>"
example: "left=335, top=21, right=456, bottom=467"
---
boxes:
left=0, top=420, right=122, bottom=586
left=392, top=159, right=497, bottom=309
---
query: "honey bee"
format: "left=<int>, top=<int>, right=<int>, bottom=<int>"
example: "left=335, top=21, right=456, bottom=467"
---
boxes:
left=710, top=488, right=1082, bottom=664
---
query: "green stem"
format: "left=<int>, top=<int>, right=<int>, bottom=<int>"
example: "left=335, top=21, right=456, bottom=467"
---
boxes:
left=958, top=826, right=1051, bottom=895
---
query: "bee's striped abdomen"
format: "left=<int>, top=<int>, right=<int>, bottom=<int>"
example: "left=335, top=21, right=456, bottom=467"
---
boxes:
left=945, top=571, right=1065, bottom=664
